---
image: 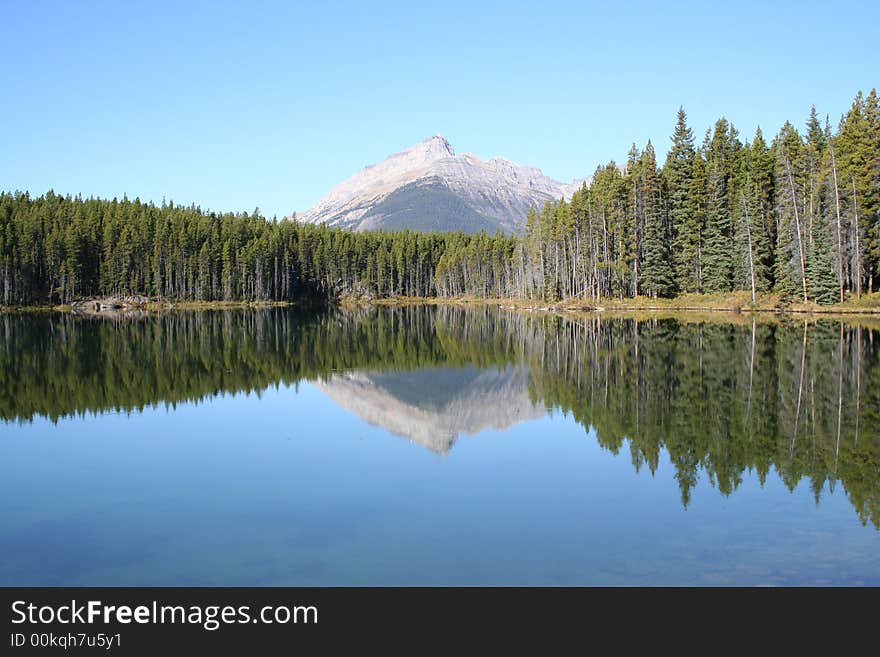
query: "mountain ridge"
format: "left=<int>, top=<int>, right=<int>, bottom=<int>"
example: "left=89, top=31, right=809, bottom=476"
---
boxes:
left=294, top=136, right=585, bottom=234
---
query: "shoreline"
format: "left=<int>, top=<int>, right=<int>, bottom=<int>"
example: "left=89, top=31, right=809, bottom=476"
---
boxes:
left=0, top=299, right=295, bottom=314
left=3, top=292, right=880, bottom=316
left=354, top=292, right=880, bottom=316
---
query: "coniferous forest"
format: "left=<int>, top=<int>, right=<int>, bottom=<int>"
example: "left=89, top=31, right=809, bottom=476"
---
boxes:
left=1, top=90, right=878, bottom=307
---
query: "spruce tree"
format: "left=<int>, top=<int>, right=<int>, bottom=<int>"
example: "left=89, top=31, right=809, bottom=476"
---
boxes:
left=664, top=107, right=696, bottom=293
left=736, top=161, right=772, bottom=298
left=702, top=119, right=738, bottom=293
left=749, top=128, right=776, bottom=288
left=639, top=142, right=674, bottom=297
left=837, top=89, right=880, bottom=293
left=685, top=151, right=708, bottom=293
left=807, top=214, right=839, bottom=304
left=773, top=121, right=809, bottom=301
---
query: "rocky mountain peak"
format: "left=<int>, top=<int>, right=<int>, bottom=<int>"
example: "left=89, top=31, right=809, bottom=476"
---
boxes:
left=420, top=134, right=455, bottom=157
left=296, top=136, right=585, bottom=234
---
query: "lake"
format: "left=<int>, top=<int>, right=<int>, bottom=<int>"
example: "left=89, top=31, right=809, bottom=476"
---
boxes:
left=1, top=306, right=878, bottom=585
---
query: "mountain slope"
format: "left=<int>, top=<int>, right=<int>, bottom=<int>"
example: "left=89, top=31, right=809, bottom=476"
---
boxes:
left=295, top=136, right=584, bottom=234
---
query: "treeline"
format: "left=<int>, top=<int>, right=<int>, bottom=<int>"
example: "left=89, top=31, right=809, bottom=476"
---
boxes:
left=500, top=90, right=879, bottom=302
left=1, top=90, right=877, bottom=306
left=0, top=191, right=474, bottom=305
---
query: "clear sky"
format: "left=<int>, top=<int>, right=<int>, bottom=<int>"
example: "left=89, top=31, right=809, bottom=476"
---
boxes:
left=2, top=0, right=877, bottom=219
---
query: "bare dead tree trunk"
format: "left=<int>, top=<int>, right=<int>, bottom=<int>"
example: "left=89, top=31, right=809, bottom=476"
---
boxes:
left=601, top=208, right=609, bottom=301
left=852, top=177, right=862, bottom=299
left=830, top=146, right=845, bottom=302
left=785, top=157, right=809, bottom=303
left=741, top=194, right=757, bottom=304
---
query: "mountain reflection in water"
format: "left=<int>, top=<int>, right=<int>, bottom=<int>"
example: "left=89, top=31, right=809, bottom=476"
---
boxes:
left=317, top=366, right=544, bottom=453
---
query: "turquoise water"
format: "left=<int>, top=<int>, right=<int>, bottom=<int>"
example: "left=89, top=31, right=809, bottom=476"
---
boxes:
left=1, top=307, right=878, bottom=585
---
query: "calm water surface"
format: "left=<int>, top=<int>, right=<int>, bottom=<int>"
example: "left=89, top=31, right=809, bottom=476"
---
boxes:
left=1, top=307, right=878, bottom=585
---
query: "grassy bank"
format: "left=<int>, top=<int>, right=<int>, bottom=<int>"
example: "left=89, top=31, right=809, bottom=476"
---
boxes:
left=340, top=290, right=880, bottom=315
left=559, top=291, right=880, bottom=314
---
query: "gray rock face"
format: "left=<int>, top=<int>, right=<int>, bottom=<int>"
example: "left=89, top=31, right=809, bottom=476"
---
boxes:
left=295, top=136, right=585, bottom=234
left=316, top=365, right=546, bottom=453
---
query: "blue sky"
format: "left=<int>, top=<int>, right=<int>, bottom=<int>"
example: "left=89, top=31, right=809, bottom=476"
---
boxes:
left=2, top=0, right=877, bottom=219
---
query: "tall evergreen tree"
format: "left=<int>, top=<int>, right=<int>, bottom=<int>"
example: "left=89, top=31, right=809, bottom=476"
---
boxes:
left=773, top=121, right=809, bottom=301
left=639, top=142, right=674, bottom=297
left=702, top=119, right=739, bottom=292
left=736, top=159, right=772, bottom=298
left=749, top=127, right=776, bottom=288
left=836, top=89, right=880, bottom=293
left=664, top=107, right=696, bottom=293
left=807, top=210, right=839, bottom=303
